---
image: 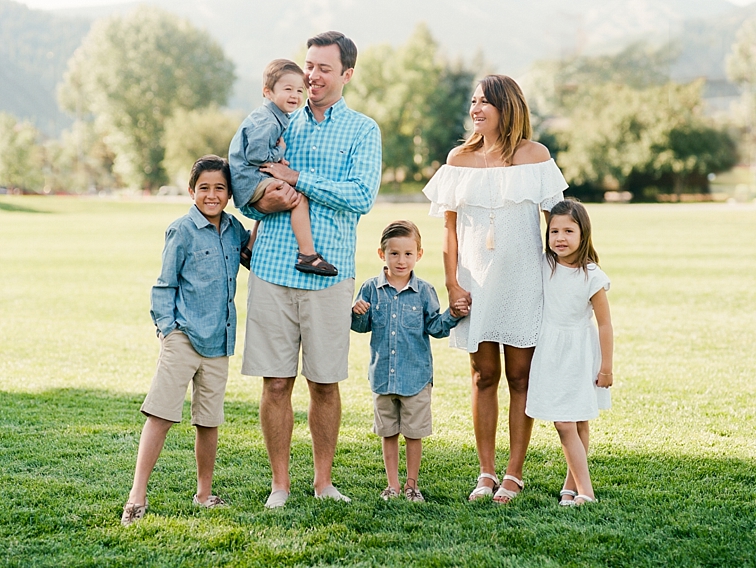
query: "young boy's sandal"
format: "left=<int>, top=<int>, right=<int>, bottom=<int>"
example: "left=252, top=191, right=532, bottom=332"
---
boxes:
left=380, top=487, right=400, bottom=501
left=559, top=489, right=577, bottom=506
left=120, top=499, right=148, bottom=527
left=493, top=474, right=524, bottom=504
left=468, top=473, right=500, bottom=501
left=193, top=494, right=226, bottom=508
left=295, top=253, right=338, bottom=277
left=404, top=487, right=425, bottom=503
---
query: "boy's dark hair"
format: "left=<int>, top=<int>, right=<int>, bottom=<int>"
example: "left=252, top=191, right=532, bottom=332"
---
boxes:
left=545, top=198, right=599, bottom=274
left=307, top=31, right=357, bottom=73
left=263, top=58, right=305, bottom=91
left=189, top=155, right=231, bottom=194
left=380, top=220, right=422, bottom=252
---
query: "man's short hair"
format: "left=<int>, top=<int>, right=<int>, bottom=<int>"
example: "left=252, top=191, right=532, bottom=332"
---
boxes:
left=307, top=31, right=357, bottom=73
left=189, top=155, right=231, bottom=193
left=263, top=58, right=305, bottom=92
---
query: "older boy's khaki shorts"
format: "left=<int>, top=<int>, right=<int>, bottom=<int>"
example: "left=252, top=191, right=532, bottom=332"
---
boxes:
left=373, top=383, right=432, bottom=439
left=140, top=331, right=229, bottom=427
left=242, top=272, right=354, bottom=383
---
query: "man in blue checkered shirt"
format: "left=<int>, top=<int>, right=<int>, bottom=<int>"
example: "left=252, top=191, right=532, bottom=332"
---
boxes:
left=236, top=31, right=382, bottom=508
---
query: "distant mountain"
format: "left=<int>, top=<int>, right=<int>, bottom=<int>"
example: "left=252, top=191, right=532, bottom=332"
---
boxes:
left=0, top=0, right=90, bottom=134
left=2, top=0, right=754, bottom=135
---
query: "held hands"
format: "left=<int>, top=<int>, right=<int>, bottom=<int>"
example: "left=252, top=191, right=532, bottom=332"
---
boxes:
left=450, top=297, right=470, bottom=319
left=596, top=370, right=613, bottom=388
left=352, top=299, right=370, bottom=315
left=447, top=284, right=472, bottom=319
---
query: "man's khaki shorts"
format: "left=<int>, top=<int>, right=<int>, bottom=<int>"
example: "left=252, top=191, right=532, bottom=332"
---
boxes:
left=140, top=331, right=229, bottom=427
left=242, top=272, right=354, bottom=383
left=373, top=383, right=432, bottom=439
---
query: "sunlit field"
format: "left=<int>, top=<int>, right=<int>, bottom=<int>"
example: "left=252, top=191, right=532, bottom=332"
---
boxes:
left=1, top=195, right=755, bottom=567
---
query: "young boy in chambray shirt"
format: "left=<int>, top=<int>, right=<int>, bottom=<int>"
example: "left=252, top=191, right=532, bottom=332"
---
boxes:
left=121, top=155, right=250, bottom=527
left=351, top=220, right=469, bottom=503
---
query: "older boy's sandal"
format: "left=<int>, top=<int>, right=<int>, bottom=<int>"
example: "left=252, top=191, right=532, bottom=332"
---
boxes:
left=295, top=253, right=338, bottom=277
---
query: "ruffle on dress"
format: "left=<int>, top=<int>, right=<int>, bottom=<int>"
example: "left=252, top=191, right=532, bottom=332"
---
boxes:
left=422, top=159, right=568, bottom=217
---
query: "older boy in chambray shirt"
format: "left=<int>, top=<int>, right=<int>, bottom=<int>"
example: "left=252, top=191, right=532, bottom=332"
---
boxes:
left=351, top=221, right=469, bottom=503
left=121, top=155, right=250, bottom=527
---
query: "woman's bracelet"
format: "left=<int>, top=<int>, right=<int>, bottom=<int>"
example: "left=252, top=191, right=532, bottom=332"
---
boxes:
left=598, top=372, right=613, bottom=376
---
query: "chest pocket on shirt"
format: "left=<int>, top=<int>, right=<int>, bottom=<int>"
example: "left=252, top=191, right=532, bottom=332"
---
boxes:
left=401, top=303, right=423, bottom=330
left=192, top=248, right=223, bottom=281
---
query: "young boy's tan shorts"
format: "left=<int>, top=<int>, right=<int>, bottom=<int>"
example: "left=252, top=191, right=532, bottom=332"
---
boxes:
left=140, top=331, right=229, bottom=427
left=242, top=272, right=353, bottom=383
left=372, top=383, right=432, bottom=439
left=249, top=177, right=277, bottom=204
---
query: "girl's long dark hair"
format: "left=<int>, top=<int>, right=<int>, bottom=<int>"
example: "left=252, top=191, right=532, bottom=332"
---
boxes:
left=546, top=199, right=599, bottom=274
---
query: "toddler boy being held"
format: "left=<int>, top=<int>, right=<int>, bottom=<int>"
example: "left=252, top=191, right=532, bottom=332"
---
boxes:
left=351, top=221, right=469, bottom=502
left=121, top=155, right=250, bottom=527
left=229, top=58, right=336, bottom=277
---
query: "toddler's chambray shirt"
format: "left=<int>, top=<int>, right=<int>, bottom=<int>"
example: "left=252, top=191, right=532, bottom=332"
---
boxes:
left=351, top=270, right=462, bottom=396
left=228, top=99, right=289, bottom=210
left=239, top=98, right=382, bottom=290
left=150, top=205, right=250, bottom=358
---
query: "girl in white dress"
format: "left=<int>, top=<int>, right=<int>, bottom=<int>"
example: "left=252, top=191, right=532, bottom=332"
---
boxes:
left=423, top=75, right=567, bottom=503
left=525, top=199, right=613, bottom=506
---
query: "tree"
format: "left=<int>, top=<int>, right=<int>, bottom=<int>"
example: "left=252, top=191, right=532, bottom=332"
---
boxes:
left=42, top=120, right=117, bottom=193
left=726, top=17, right=756, bottom=179
left=526, top=41, right=676, bottom=120
left=555, top=81, right=737, bottom=199
left=162, top=106, right=241, bottom=188
left=0, top=112, right=43, bottom=191
left=346, top=24, right=476, bottom=185
left=58, top=6, right=235, bottom=190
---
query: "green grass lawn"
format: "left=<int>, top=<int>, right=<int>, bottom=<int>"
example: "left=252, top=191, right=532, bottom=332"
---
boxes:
left=1, top=196, right=755, bottom=567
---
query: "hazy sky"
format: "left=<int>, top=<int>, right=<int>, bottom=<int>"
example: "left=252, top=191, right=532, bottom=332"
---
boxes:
left=18, top=0, right=756, bottom=9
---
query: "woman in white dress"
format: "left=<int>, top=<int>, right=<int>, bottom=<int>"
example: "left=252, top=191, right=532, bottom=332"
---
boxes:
left=423, top=75, right=567, bottom=502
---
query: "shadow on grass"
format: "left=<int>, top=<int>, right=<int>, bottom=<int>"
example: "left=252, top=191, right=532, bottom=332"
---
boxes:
left=1, top=389, right=755, bottom=567
left=0, top=201, right=51, bottom=214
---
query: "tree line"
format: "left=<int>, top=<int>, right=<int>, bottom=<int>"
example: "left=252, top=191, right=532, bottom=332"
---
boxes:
left=0, top=6, right=753, bottom=200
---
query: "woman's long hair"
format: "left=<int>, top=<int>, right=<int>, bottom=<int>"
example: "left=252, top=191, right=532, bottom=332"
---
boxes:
left=546, top=199, right=600, bottom=274
left=457, top=75, right=532, bottom=165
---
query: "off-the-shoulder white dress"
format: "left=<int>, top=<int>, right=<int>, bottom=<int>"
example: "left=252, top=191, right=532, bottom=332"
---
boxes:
left=422, top=159, right=567, bottom=352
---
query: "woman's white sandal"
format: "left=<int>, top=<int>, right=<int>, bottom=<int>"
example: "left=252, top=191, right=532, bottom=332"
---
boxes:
left=468, top=473, right=500, bottom=501
left=574, top=494, right=597, bottom=505
left=559, top=489, right=577, bottom=506
left=493, top=474, right=524, bottom=504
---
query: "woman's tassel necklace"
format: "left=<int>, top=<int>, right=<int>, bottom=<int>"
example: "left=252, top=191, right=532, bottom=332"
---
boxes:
left=483, top=150, right=495, bottom=250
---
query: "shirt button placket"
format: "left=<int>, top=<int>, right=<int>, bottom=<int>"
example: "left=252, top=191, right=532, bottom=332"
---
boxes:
left=390, top=302, right=397, bottom=391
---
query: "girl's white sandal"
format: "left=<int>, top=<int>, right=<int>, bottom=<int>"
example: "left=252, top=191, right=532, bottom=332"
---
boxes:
left=493, top=474, right=524, bottom=504
left=468, top=473, right=500, bottom=501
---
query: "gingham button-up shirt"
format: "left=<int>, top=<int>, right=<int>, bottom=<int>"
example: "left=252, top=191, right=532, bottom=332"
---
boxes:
left=240, top=98, right=382, bottom=290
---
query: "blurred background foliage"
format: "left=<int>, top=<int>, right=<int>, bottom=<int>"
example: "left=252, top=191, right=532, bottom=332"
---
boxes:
left=0, top=0, right=754, bottom=201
